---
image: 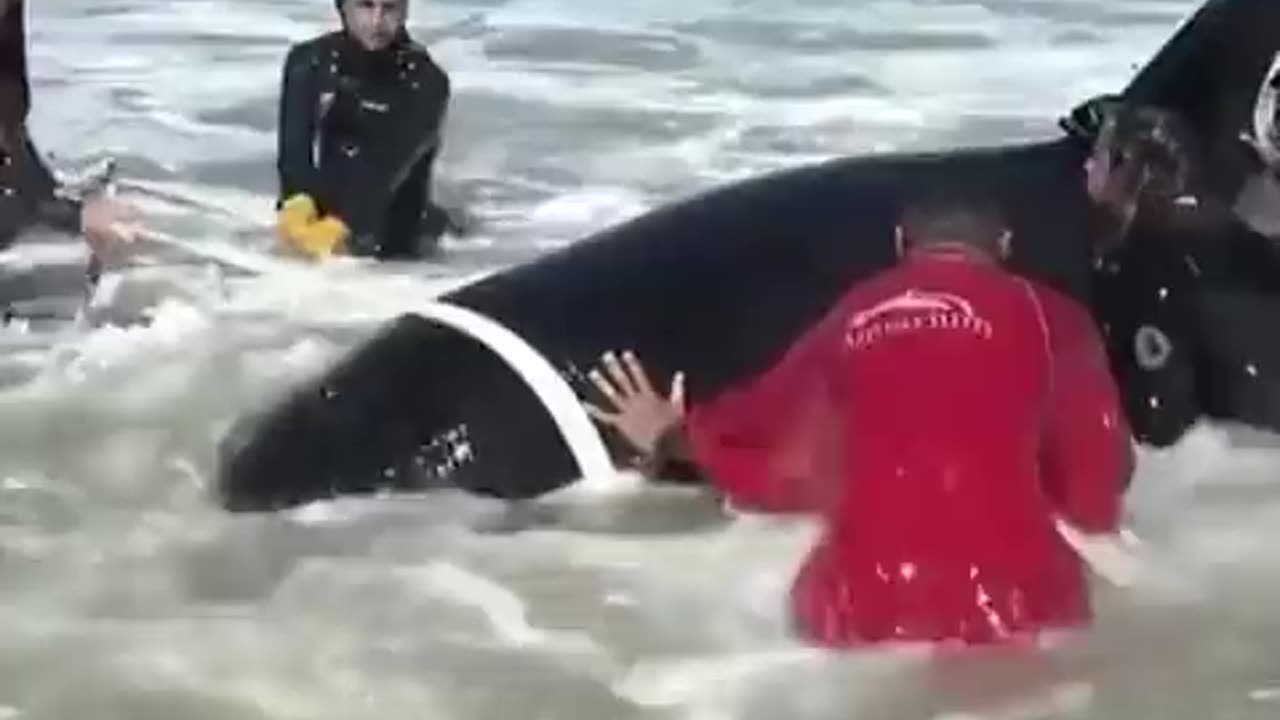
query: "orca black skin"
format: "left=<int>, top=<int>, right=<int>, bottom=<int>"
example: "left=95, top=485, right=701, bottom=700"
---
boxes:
left=217, top=0, right=1280, bottom=512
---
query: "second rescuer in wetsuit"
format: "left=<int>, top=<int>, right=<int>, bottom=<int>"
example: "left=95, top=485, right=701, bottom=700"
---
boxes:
left=275, top=0, right=463, bottom=261
left=1078, top=102, right=1280, bottom=446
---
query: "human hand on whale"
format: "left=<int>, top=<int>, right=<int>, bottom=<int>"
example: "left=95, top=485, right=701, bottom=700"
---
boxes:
left=582, top=350, right=688, bottom=469
left=80, top=193, right=142, bottom=254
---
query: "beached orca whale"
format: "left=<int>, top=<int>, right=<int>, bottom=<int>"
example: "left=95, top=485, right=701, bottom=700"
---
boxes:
left=216, top=0, right=1280, bottom=512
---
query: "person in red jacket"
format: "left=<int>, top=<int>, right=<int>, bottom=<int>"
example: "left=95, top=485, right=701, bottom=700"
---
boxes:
left=584, top=198, right=1133, bottom=648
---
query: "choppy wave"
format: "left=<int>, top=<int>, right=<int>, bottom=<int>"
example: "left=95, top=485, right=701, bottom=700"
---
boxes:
left=4, top=1, right=1279, bottom=718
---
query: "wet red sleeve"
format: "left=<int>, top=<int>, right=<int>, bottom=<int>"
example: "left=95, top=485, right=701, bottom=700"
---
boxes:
left=1039, top=290, right=1133, bottom=532
left=684, top=306, right=844, bottom=514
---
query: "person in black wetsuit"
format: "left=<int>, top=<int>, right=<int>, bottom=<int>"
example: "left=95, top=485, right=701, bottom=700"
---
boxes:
left=0, top=0, right=138, bottom=254
left=275, top=0, right=463, bottom=261
left=1078, top=101, right=1280, bottom=446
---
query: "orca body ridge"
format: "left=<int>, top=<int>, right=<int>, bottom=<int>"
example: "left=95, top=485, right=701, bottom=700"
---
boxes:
left=216, top=0, right=1280, bottom=512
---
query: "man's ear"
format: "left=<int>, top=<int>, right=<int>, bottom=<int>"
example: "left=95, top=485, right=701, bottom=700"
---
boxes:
left=998, top=228, right=1013, bottom=259
left=894, top=225, right=905, bottom=257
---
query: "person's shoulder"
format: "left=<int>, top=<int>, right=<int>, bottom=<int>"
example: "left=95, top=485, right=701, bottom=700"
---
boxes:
left=1023, top=274, right=1079, bottom=312
left=284, top=31, right=345, bottom=66
left=398, top=37, right=435, bottom=61
left=1023, top=275, right=1099, bottom=344
left=397, top=40, right=450, bottom=86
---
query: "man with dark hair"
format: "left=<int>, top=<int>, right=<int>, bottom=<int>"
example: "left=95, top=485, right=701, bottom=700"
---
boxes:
left=274, top=0, right=464, bottom=261
left=1083, top=101, right=1197, bottom=251
left=1085, top=101, right=1280, bottom=445
left=1085, top=103, right=1206, bottom=445
left=584, top=197, right=1133, bottom=648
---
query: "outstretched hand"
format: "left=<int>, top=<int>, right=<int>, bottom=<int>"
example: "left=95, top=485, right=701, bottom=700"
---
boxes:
left=583, top=350, right=686, bottom=457
left=80, top=195, right=142, bottom=254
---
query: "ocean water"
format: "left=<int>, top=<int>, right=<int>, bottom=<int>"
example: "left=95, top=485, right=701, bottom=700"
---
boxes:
left=3, top=0, right=1280, bottom=718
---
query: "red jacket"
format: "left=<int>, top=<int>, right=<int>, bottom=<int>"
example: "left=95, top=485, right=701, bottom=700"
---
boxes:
left=685, top=247, right=1132, bottom=647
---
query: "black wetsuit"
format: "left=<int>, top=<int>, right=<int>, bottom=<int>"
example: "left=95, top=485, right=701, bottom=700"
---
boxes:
left=0, top=130, right=81, bottom=247
left=0, top=129, right=99, bottom=322
left=1094, top=205, right=1280, bottom=445
left=276, top=30, right=451, bottom=259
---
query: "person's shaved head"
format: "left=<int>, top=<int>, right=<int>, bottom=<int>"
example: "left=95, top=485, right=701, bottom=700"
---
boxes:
left=897, top=197, right=1012, bottom=257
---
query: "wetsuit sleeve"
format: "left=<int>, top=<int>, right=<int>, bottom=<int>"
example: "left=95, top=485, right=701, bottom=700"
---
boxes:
left=0, top=194, right=22, bottom=243
left=1039, top=290, right=1133, bottom=532
left=411, top=63, right=453, bottom=233
left=1, top=133, right=81, bottom=238
left=421, top=65, right=449, bottom=151
left=22, top=136, right=82, bottom=234
left=277, top=45, right=319, bottom=205
left=397, top=59, right=450, bottom=190
left=684, top=307, right=844, bottom=514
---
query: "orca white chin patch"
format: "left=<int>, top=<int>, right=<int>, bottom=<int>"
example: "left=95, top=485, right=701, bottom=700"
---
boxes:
left=1247, top=51, right=1280, bottom=169
left=1134, top=324, right=1174, bottom=371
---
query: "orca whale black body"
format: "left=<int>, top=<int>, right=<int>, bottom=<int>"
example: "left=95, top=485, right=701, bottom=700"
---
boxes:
left=217, top=0, right=1280, bottom=512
